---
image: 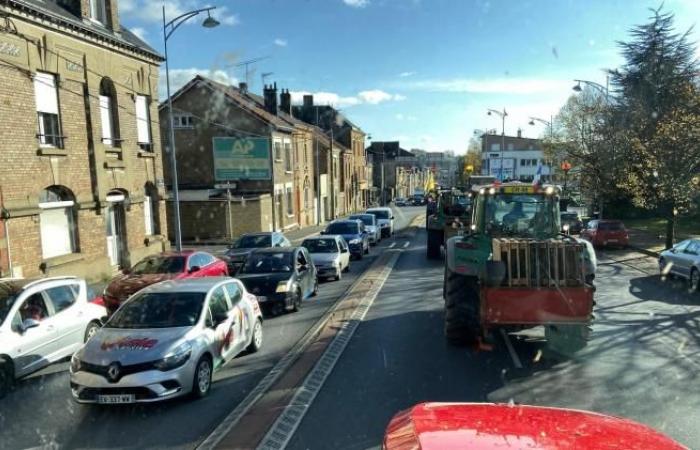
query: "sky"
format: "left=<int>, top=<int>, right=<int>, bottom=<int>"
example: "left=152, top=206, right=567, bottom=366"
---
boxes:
left=120, top=0, right=700, bottom=154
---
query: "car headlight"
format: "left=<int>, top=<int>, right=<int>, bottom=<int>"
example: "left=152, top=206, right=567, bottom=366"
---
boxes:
left=276, top=280, right=291, bottom=293
left=349, top=238, right=362, bottom=245
left=70, top=352, right=83, bottom=373
left=563, top=224, right=570, bottom=232
left=154, top=342, right=192, bottom=372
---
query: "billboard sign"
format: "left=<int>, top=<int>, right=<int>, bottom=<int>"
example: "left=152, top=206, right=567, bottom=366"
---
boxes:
left=213, top=137, right=271, bottom=181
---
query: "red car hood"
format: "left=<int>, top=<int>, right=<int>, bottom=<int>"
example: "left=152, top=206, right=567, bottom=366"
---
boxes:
left=383, top=403, right=686, bottom=450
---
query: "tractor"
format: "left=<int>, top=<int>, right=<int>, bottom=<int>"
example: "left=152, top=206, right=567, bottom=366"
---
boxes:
left=443, top=182, right=596, bottom=354
left=426, top=189, right=472, bottom=259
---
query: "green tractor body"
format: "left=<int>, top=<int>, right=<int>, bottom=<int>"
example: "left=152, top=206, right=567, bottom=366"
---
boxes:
left=426, top=190, right=472, bottom=259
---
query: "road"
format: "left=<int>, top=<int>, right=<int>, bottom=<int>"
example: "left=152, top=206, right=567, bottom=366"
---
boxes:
left=0, top=207, right=424, bottom=450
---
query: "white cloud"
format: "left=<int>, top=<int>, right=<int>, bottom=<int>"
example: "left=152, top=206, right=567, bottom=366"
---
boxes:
left=274, top=38, right=288, bottom=47
left=399, top=71, right=415, bottom=77
left=159, top=68, right=238, bottom=100
left=358, top=90, right=406, bottom=104
left=343, top=0, right=369, bottom=7
left=401, top=77, right=571, bottom=94
left=121, top=1, right=238, bottom=27
left=395, top=113, right=417, bottom=121
left=130, top=27, right=147, bottom=41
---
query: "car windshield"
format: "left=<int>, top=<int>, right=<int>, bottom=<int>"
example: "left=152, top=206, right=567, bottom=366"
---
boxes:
left=130, top=256, right=186, bottom=275
left=106, top=292, right=205, bottom=329
left=0, top=283, right=18, bottom=325
left=303, top=239, right=339, bottom=253
left=326, top=222, right=359, bottom=234
left=599, top=222, right=625, bottom=231
left=349, top=215, right=374, bottom=226
left=368, top=210, right=390, bottom=220
left=234, top=235, right=272, bottom=248
left=481, top=194, right=557, bottom=237
left=240, top=252, right=293, bottom=273
left=561, top=213, right=579, bottom=220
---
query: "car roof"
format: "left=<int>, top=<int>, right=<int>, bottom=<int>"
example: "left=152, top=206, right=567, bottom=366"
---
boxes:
left=251, top=247, right=297, bottom=254
left=303, top=235, right=339, bottom=241
left=349, top=213, right=373, bottom=218
left=0, top=276, right=81, bottom=292
left=141, top=277, right=234, bottom=294
left=157, top=251, right=196, bottom=257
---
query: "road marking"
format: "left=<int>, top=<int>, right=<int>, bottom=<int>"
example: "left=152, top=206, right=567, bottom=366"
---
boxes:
left=402, top=241, right=410, bottom=248
left=500, top=329, right=523, bottom=369
left=389, top=242, right=396, bottom=248
left=257, top=251, right=401, bottom=450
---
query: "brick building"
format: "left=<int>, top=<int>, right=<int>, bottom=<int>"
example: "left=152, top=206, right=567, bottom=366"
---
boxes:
left=159, top=76, right=317, bottom=242
left=0, top=0, right=167, bottom=281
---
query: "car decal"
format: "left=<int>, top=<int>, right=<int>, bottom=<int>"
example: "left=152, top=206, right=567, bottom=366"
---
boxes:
left=100, top=337, right=158, bottom=351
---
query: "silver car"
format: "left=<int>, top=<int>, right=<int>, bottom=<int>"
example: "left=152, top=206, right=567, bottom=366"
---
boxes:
left=349, top=214, right=381, bottom=245
left=70, top=277, right=263, bottom=404
left=366, top=207, right=395, bottom=238
left=659, top=239, right=700, bottom=291
left=301, top=235, right=351, bottom=281
left=0, top=277, right=106, bottom=398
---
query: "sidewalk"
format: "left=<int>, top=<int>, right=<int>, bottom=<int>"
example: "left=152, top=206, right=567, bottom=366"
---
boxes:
left=627, top=227, right=700, bottom=257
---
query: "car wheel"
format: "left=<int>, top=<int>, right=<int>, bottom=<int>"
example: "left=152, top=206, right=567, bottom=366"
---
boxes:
left=191, top=356, right=212, bottom=399
left=690, top=268, right=699, bottom=293
left=0, top=358, right=13, bottom=399
left=291, top=289, right=302, bottom=312
left=84, top=321, right=101, bottom=342
left=364, top=244, right=369, bottom=254
left=246, top=319, right=263, bottom=353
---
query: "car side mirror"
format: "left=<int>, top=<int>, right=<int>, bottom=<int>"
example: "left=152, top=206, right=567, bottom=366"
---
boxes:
left=189, top=266, right=201, bottom=274
left=22, top=318, right=40, bottom=331
left=341, top=248, right=349, bottom=253
left=391, top=216, right=395, bottom=220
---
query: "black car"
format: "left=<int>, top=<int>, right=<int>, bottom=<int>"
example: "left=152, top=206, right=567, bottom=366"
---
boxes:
left=235, top=247, right=318, bottom=316
left=224, top=232, right=291, bottom=274
left=560, top=212, right=584, bottom=234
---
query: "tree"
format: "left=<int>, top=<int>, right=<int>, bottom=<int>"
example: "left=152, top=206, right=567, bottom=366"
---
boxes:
left=456, top=137, right=482, bottom=186
left=610, top=7, right=700, bottom=248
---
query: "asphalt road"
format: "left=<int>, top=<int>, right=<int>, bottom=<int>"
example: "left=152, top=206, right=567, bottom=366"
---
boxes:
left=288, top=231, right=700, bottom=449
left=0, top=206, right=424, bottom=450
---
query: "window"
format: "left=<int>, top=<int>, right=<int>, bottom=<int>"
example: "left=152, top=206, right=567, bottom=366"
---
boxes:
left=507, top=143, right=514, bottom=150
left=286, top=186, right=293, bottom=215
left=135, top=95, right=152, bottom=150
left=89, top=0, right=107, bottom=24
left=490, top=143, right=500, bottom=151
left=189, top=253, right=213, bottom=269
left=520, top=159, right=526, bottom=166
left=224, top=283, right=242, bottom=305
left=99, top=78, right=119, bottom=147
left=18, top=293, right=51, bottom=323
left=34, top=72, right=63, bottom=148
left=208, top=287, right=231, bottom=319
left=304, top=178, right=310, bottom=210
left=304, top=141, right=308, bottom=165
left=45, top=285, right=78, bottom=314
left=284, top=141, right=292, bottom=172
left=173, top=113, right=194, bottom=129
left=39, top=186, right=77, bottom=259
left=274, top=140, right=282, bottom=161
left=144, top=195, right=154, bottom=236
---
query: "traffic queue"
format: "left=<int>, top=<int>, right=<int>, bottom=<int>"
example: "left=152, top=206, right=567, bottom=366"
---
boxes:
left=0, top=207, right=395, bottom=404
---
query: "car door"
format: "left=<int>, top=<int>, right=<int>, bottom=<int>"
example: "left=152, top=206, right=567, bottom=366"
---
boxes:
left=206, top=286, right=237, bottom=365
left=665, top=240, right=690, bottom=277
left=11, top=290, right=60, bottom=377
left=678, top=241, right=700, bottom=278
left=224, top=281, right=249, bottom=355
left=337, top=238, right=350, bottom=270
left=43, top=281, right=85, bottom=354
left=295, top=250, right=311, bottom=297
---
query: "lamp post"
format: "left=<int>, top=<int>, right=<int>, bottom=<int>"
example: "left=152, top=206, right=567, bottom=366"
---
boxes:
left=487, top=108, right=508, bottom=181
left=572, top=76, right=610, bottom=102
left=163, top=6, right=220, bottom=251
left=528, top=116, right=553, bottom=138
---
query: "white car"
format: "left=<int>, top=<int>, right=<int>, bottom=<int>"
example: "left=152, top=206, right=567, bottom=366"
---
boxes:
left=0, top=276, right=107, bottom=398
left=366, top=207, right=395, bottom=238
left=70, top=277, right=263, bottom=404
left=301, top=235, right=351, bottom=281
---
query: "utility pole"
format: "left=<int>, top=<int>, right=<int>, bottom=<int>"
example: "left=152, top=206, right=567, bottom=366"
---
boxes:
left=269, top=135, right=276, bottom=231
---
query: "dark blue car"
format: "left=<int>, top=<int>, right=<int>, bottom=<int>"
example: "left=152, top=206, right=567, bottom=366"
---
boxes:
left=321, top=220, right=370, bottom=259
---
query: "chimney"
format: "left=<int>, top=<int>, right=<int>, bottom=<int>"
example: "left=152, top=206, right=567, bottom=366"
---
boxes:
left=263, top=82, right=278, bottom=115
left=517, top=128, right=522, bottom=138
left=303, top=95, right=314, bottom=108
left=280, top=89, right=292, bottom=115
left=238, top=82, right=248, bottom=94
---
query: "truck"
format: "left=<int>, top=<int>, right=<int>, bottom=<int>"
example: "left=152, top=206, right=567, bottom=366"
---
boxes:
left=443, top=182, right=596, bottom=354
left=426, top=189, right=472, bottom=259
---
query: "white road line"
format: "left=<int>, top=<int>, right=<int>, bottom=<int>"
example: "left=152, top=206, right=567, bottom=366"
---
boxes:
left=500, top=329, right=523, bottom=369
left=402, top=241, right=410, bottom=248
left=389, top=242, right=396, bottom=248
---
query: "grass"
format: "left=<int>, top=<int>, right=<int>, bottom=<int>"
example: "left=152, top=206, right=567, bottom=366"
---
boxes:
left=624, top=217, right=699, bottom=238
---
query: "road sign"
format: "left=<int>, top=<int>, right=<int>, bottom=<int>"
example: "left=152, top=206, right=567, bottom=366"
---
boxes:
left=213, top=137, right=271, bottom=181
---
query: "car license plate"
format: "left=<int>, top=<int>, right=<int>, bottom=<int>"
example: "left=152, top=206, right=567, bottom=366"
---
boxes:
left=98, top=394, right=135, bottom=404
left=256, top=296, right=268, bottom=303
left=608, top=239, right=618, bottom=243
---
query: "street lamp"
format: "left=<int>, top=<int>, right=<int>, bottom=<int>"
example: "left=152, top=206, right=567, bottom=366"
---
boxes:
left=163, top=5, right=220, bottom=251
left=572, top=76, right=610, bottom=102
left=487, top=108, right=507, bottom=181
left=528, top=116, right=553, bottom=138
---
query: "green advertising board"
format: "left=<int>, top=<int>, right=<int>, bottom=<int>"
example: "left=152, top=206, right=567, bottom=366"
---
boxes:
left=212, top=137, right=271, bottom=181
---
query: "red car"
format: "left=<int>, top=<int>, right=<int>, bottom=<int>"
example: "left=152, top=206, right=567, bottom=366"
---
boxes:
left=100, top=251, right=228, bottom=315
left=383, top=403, right=686, bottom=450
left=580, top=219, right=629, bottom=248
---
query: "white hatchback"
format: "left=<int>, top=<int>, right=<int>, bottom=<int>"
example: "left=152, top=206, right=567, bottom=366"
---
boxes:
left=0, top=277, right=107, bottom=397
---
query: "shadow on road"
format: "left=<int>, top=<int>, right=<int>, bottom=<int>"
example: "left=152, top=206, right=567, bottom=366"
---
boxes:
left=629, top=275, right=698, bottom=306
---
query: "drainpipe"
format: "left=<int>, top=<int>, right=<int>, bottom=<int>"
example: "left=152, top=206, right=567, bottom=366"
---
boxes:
left=0, top=187, right=13, bottom=277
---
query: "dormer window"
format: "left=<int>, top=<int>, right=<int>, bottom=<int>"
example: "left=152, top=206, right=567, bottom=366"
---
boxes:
left=90, top=0, right=107, bottom=25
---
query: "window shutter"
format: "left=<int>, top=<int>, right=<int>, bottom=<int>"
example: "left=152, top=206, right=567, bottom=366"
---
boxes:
left=144, top=195, right=154, bottom=235
left=99, top=95, right=113, bottom=144
left=34, top=72, right=59, bottom=114
left=40, top=207, right=73, bottom=258
left=136, top=95, right=151, bottom=144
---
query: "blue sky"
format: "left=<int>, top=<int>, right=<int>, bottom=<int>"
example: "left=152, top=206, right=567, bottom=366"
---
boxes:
left=120, top=0, right=700, bottom=153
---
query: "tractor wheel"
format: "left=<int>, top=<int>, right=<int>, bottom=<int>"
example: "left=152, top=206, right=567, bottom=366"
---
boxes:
left=443, top=268, right=480, bottom=346
left=545, top=323, right=591, bottom=356
left=426, top=229, right=443, bottom=259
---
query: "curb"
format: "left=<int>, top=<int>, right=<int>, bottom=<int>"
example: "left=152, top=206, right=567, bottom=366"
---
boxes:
left=629, top=245, right=661, bottom=258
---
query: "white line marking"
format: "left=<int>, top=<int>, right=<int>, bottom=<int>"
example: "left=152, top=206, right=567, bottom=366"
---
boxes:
left=500, top=329, right=523, bottom=369
left=389, top=242, right=396, bottom=248
left=402, top=241, right=410, bottom=248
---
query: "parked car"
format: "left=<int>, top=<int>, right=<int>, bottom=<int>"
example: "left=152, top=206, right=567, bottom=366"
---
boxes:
left=560, top=211, right=584, bottom=234
left=101, top=251, right=228, bottom=315
left=302, top=235, right=351, bottom=281
left=0, top=277, right=106, bottom=398
left=225, top=232, right=292, bottom=274
left=659, top=239, right=700, bottom=291
left=322, top=220, right=370, bottom=259
left=236, top=247, right=318, bottom=316
left=70, top=277, right=262, bottom=404
left=394, top=198, right=408, bottom=207
left=580, top=219, right=629, bottom=248
left=348, top=213, right=381, bottom=245
left=366, top=207, right=395, bottom=237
